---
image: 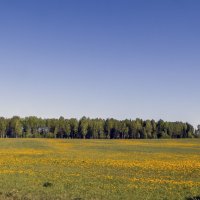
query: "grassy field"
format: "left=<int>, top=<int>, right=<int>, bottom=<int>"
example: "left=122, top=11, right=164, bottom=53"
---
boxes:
left=0, top=139, right=199, bottom=200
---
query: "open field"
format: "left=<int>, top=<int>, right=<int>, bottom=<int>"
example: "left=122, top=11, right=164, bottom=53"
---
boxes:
left=0, top=139, right=199, bottom=200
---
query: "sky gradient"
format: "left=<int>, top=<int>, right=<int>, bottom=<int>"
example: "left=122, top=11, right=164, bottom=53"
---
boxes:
left=0, top=0, right=200, bottom=127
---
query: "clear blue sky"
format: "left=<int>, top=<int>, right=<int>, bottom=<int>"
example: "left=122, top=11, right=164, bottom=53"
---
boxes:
left=0, top=0, right=200, bottom=127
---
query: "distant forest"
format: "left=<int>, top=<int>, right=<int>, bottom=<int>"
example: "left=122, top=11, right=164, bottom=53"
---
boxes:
left=0, top=116, right=199, bottom=139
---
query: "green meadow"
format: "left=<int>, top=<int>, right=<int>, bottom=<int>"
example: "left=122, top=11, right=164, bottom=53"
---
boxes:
left=0, top=139, right=199, bottom=200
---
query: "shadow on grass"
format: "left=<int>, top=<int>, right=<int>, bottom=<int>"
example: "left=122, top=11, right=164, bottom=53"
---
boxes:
left=43, top=182, right=53, bottom=187
left=186, top=196, right=200, bottom=200
left=73, top=198, right=82, bottom=200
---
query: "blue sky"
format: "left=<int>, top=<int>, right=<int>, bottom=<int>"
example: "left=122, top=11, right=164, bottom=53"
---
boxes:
left=0, top=0, right=200, bottom=127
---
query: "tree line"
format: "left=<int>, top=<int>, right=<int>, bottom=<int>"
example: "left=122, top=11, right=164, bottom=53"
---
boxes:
left=0, top=116, right=199, bottom=139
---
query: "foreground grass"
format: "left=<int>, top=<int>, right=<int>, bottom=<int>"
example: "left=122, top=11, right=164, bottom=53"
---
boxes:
left=0, top=139, right=199, bottom=200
